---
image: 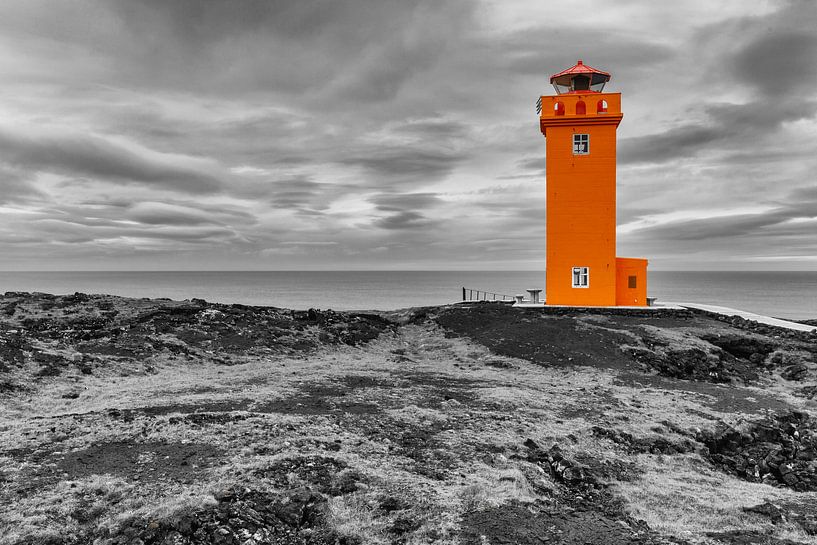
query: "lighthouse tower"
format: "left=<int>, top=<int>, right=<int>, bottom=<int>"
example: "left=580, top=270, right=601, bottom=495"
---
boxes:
left=539, top=60, right=647, bottom=306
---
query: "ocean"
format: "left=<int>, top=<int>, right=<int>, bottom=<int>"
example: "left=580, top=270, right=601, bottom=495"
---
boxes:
left=0, top=270, right=815, bottom=320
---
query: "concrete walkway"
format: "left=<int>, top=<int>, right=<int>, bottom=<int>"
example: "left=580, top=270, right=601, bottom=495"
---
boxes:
left=507, top=299, right=815, bottom=333
left=664, top=301, right=816, bottom=333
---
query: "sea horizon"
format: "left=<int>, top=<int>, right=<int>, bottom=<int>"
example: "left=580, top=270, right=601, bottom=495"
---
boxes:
left=0, top=270, right=815, bottom=320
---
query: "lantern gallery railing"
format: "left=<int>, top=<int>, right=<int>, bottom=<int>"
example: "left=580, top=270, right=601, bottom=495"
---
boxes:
left=461, top=287, right=515, bottom=302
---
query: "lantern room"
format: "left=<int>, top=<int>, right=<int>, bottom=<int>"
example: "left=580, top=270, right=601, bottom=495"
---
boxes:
left=550, top=60, right=611, bottom=94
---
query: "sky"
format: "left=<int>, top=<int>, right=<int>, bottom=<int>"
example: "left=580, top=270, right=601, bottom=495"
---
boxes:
left=0, top=0, right=815, bottom=271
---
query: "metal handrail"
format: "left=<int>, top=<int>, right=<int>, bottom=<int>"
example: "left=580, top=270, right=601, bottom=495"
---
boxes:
left=461, top=287, right=514, bottom=302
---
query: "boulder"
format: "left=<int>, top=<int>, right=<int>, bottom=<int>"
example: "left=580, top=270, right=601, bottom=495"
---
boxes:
left=699, top=411, right=817, bottom=490
left=782, top=363, right=809, bottom=381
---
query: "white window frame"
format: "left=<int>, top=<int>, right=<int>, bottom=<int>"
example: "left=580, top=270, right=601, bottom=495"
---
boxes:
left=572, top=267, right=589, bottom=288
left=573, top=133, right=589, bottom=155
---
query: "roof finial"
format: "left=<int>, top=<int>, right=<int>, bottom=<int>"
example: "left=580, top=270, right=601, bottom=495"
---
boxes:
left=577, top=59, right=583, bottom=65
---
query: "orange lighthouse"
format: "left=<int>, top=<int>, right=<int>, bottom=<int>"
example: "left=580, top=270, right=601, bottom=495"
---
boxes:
left=539, top=60, right=648, bottom=306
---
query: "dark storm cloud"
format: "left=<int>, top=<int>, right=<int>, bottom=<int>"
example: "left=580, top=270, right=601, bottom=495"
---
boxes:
left=620, top=101, right=817, bottom=165
left=480, top=24, right=675, bottom=82
left=732, top=31, right=817, bottom=97
left=329, top=115, right=474, bottom=191
left=619, top=126, right=720, bottom=164
left=517, top=157, right=544, bottom=172
left=0, top=165, right=44, bottom=204
left=330, top=38, right=449, bottom=104
left=82, top=102, right=313, bottom=165
left=368, top=192, right=442, bottom=231
left=627, top=182, right=817, bottom=246
left=0, top=128, right=224, bottom=194
left=264, top=176, right=361, bottom=214
left=372, top=211, right=438, bottom=230
left=97, top=0, right=475, bottom=100
left=10, top=202, right=258, bottom=251
left=370, top=193, right=441, bottom=212
left=341, top=145, right=466, bottom=186
left=717, top=149, right=815, bottom=166
left=790, top=186, right=817, bottom=202
left=129, top=202, right=256, bottom=228
left=124, top=226, right=242, bottom=243
left=395, top=119, right=470, bottom=140
left=270, top=190, right=324, bottom=210
left=620, top=0, right=817, bottom=166
left=707, top=100, right=817, bottom=133
left=117, top=0, right=347, bottom=41
left=620, top=96, right=817, bottom=164
left=78, top=199, right=132, bottom=209
left=69, top=198, right=257, bottom=227
left=127, top=202, right=230, bottom=227
left=470, top=182, right=543, bottom=201
left=643, top=213, right=784, bottom=242
left=26, top=217, right=241, bottom=245
left=266, top=177, right=323, bottom=210
left=625, top=211, right=817, bottom=266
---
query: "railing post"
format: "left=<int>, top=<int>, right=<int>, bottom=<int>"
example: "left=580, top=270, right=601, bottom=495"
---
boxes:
left=462, top=287, right=466, bottom=301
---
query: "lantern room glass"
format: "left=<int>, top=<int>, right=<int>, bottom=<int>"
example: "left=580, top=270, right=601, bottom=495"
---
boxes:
left=551, top=72, right=609, bottom=94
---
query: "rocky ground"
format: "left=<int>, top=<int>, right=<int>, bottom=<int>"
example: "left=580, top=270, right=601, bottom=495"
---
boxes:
left=2, top=293, right=817, bottom=544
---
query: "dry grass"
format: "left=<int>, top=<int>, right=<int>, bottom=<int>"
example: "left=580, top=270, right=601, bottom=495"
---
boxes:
left=326, top=493, right=389, bottom=544
left=615, top=454, right=817, bottom=544
left=459, top=465, right=541, bottom=512
left=0, top=476, right=140, bottom=545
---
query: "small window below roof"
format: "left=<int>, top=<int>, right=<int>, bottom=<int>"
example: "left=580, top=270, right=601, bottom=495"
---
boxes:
left=555, top=102, right=565, bottom=116
left=597, top=99, right=608, bottom=113
left=628, top=275, right=637, bottom=289
left=575, top=101, right=586, bottom=115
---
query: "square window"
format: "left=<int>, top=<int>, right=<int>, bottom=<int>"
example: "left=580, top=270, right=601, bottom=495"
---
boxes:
left=572, top=267, right=589, bottom=288
left=573, top=134, right=589, bottom=155
left=628, top=275, right=637, bottom=289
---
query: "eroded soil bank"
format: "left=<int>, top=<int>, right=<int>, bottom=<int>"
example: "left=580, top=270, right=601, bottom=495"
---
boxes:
left=2, top=294, right=817, bottom=544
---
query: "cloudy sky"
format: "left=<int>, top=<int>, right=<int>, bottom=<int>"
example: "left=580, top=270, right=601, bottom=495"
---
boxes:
left=0, top=0, right=815, bottom=271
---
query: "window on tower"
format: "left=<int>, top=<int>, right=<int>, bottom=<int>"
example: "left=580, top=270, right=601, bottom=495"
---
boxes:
left=572, top=267, right=589, bottom=288
left=573, top=134, right=589, bottom=155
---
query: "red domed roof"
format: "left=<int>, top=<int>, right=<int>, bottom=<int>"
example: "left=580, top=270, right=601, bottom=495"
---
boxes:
left=550, top=59, right=610, bottom=82
left=550, top=60, right=611, bottom=94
